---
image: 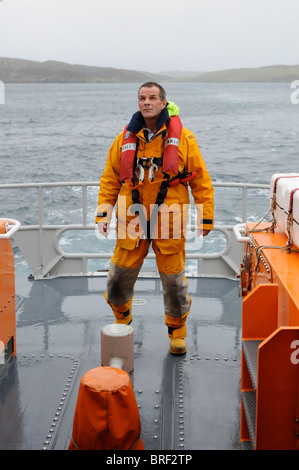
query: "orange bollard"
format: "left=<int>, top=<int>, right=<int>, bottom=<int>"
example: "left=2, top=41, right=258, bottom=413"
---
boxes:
left=69, top=366, right=144, bottom=450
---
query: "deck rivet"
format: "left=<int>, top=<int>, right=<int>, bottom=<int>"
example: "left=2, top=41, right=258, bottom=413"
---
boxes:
left=153, top=436, right=159, bottom=440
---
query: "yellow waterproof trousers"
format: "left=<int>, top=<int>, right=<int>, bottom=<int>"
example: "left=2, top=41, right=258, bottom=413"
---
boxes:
left=104, top=239, right=191, bottom=336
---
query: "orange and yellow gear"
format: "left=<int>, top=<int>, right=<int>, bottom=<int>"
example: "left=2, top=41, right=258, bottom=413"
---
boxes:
left=96, top=104, right=214, bottom=343
left=104, top=238, right=191, bottom=329
left=120, top=114, right=183, bottom=182
left=96, top=108, right=214, bottom=248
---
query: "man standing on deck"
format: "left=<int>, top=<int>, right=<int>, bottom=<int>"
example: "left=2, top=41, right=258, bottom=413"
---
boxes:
left=96, top=82, right=214, bottom=355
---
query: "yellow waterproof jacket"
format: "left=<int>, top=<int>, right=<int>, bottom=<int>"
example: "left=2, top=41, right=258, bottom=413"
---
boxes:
left=96, top=122, right=214, bottom=254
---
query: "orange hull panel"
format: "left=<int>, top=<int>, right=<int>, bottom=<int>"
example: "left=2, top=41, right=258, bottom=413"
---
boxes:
left=0, top=220, right=16, bottom=360
left=240, top=223, right=299, bottom=450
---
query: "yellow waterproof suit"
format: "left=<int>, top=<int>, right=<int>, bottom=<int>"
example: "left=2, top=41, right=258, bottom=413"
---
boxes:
left=96, top=107, right=214, bottom=338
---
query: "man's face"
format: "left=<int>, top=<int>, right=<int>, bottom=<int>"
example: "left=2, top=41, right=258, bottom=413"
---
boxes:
left=138, top=86, right=167, bottom=121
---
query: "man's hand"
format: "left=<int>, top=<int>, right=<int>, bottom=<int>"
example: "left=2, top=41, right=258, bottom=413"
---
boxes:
left=97, top=222, right=110, bottom=237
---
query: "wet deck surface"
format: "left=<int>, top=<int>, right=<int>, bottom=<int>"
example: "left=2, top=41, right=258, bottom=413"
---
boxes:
left=0, top=275, right=242, bottom=450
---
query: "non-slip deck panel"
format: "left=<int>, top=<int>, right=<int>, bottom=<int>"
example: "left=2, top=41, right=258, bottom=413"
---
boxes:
left=0, top=276, right=242, bottom=450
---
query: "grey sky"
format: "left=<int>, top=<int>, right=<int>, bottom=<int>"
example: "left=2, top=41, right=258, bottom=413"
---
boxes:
left=0, top=0, right=298, bottom=73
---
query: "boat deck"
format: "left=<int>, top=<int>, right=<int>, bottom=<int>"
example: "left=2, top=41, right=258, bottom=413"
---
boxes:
left=0, top=274, right=242, bottom=451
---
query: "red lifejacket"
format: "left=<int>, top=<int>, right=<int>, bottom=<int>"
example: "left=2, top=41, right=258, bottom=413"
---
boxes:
left=120, top=115, right=183, bottom=183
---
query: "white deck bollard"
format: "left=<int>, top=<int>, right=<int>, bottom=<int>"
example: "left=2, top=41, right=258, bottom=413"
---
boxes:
left=101, top=324, right=134, bottom=384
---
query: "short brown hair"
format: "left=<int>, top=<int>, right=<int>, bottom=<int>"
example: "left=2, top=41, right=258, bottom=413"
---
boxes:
left=138, top=82, right=166, bottom=101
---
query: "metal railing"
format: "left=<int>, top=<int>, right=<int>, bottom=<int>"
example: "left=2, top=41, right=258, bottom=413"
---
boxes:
left=0, top=181, right=270, bottom=279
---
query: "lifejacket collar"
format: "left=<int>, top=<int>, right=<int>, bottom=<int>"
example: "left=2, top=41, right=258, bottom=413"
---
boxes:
left=120, top=106, right=183, bottom=183
left=127, top=107, right=170, bottom=135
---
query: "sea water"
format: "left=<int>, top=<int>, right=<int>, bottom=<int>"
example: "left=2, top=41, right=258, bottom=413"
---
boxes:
left=0, top=82, right=298, bottom=275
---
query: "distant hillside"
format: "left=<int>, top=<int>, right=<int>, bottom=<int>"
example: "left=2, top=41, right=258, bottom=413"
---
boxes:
left=160, top=70, right=203, bottom=79
left=187, top=64, right=299, bottom=82
left=1, top=58, right=298, bottom=83
left=0, top=57, right=170, bottom=83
